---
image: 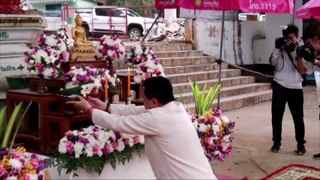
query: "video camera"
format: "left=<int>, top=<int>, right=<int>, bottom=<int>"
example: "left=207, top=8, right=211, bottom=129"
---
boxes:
left=296, top=43, right=317, bottom=63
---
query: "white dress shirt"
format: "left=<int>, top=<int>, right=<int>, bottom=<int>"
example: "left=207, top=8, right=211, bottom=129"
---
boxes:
left=92, top=101, right=217, bottom=180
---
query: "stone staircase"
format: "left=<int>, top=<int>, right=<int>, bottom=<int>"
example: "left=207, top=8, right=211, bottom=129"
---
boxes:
left=119, top=42, right=272, bottom=111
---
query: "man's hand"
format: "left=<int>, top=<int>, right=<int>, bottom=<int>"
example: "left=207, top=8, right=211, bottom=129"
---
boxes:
left=87, top=96, right=107, bottom=111
left=296, top=56, right=308, bottom=75
left=66, top=96, right=92, bottom=113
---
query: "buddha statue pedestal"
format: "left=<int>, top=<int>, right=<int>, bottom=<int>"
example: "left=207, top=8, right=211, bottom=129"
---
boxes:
left=70, top=46, right=97, bottom=61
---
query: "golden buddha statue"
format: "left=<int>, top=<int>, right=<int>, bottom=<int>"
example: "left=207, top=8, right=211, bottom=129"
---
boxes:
left=72, top=14, right=93, bottom=47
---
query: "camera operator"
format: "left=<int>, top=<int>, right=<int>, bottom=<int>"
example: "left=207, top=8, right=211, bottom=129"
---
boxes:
left=296, top=32, right=320, bottom=160
left=269, top=24, right=307, bottom=155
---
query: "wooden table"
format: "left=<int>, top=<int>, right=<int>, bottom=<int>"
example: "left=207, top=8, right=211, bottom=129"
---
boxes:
left=6, top=89, right=60, bottom=154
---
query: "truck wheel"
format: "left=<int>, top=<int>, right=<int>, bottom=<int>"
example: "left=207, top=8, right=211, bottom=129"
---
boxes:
left=128, top=27, right=142, bottom=40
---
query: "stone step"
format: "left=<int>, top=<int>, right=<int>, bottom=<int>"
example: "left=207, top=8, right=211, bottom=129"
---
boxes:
left=155, top=50, right=203, bottom=58
left=172, top=76, right=256, bottom=94
left=113, top=56, right=216, bottom=70
left=115, top=62, right=228, bottom=75
left=125, top=43, right=193, bottom=52
left=175, top=83, right=271, bottom=105
left=184, top=90, right=272, bottom=111
left=158, top=56, right=216, bottom=67
left=164, top=63, right=229, bottom=75
left=167, top=69, right=241, bottom=84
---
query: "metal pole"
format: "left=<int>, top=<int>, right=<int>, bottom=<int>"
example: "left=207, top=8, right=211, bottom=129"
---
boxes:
left=292, top=0, right=296, bottom=24
left=141, top=10, right=164, bottom=44
left=217, top=11, right=225, bottom=107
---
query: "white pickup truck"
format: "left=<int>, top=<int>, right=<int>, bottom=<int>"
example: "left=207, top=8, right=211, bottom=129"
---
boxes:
left=76, top=6, right=156, bottom=39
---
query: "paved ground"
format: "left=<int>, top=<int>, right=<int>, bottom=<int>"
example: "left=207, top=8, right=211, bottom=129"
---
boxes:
left=211, top=85, right=320, bottom=179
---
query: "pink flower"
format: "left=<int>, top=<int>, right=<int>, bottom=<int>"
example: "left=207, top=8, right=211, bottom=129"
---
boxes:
left=35, top=63, right=44, bottom=73
left=124, top=139, right=130, bottom=146
left=145, top=73, right=152, bottom=79
left=92, top=145, right=100, bottom=155
left=65, top=130, right=73, bottom=136
left=24, top=175, right=31, bottom=180
left=65, top=141, right=74, bottom=153
left=60, top=52, right=69, bottom=61
left=31, top=49, right=37, bottom=55
left=133, top=136, right=140, bottom=144
left=112, top=142, right=119, bottom=150
left=0, top=165, right=5, bottom=177
left=102, top=146, right=110, bottom=154
left=30, top=159, right=39, bottom=169
left=93, top=131, right=99, bottom=139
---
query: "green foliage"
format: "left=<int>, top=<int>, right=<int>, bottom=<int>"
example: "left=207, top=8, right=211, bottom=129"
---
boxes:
left=189, top=80, right=221, bottom=116
left=1, top=102, right=22, bottom=148
left=0, top=102, right=32, bottom=149
left=105, top=0, right=156, bottom=17
left=0, top=106, right=6, bottom=138
left=9, top=102, right=33, bottom=151
left=49, top=144, right=145, bottom=175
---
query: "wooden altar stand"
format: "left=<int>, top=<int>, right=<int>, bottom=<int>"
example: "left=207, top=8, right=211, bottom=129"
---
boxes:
left=45, top=112, right=92, bottom=154
left=6, top=89, right=60, bottom=154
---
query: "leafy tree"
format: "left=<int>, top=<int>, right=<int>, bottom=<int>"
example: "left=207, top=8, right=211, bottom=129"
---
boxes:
left=104, top=0, right=156, bottom=17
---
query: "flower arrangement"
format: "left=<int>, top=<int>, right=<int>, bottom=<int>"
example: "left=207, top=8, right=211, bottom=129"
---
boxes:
left=96, top=35, right=126, bottom=61
left=24, top=31, right=70, bottom=78
left=0, top=147, right=50, bottom=180
left=133, top=58, right=165, bottom=83
left=126, top=44, right=157, bottom=65
left=189, top=81, right=235, bottom=162
left=64, top=64, right=118, bottom=97
left=49, top=125, right=144, bottom=175
left=190, top=108, right=235, bottom=161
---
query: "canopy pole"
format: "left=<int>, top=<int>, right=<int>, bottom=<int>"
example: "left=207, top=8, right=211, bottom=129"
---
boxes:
left=141, top=10, right=164, bottom=44
left=217, top=11, right=225, bottom=107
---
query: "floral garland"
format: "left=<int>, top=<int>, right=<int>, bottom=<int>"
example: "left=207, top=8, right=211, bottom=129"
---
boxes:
left=190, top=107, right=235, bottom=162
left=0, top=147, right=50, bottom=179
left=126, top=44, right=157, bottom=65
left=64, top=64, right=118, bottom=97
left=133, top=58, right=165, bottom=83
left=24, top=31, right=69, bottom=78
left=96, top=35, right=126, bottom=61
left=49, top=125, right=144, bottom=174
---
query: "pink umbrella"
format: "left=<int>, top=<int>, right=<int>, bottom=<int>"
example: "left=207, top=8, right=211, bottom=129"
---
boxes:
left=296, top=0, right=320, bottom=19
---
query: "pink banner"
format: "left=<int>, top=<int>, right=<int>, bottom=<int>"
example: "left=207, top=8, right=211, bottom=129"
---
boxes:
left=156, top=0, right=293, bottom=14
left=238, top=0, right=294, bottom=14
left=155, top=0, right=181, bottom=9
left=180, top=0, right=240, bottom=11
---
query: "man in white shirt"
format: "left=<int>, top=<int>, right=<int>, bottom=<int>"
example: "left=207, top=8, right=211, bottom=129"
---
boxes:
left=269, top=24, right=306, bottom=155
left=296, top=32, right=320, bottom=160
left=67, top=76, right=217, bottom=179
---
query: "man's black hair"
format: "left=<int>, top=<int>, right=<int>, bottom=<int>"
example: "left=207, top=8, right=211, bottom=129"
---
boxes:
left=286, top=24, right=299, bottom=37
left=304, top=32, right=320, bottom=41
left=143, top=76, right=175, bottom=105
left=303, top=20, right=320, bottom=40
